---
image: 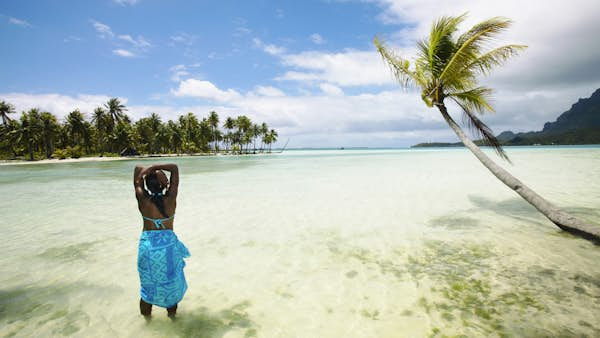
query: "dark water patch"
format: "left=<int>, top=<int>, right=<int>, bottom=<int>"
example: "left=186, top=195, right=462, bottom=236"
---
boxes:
left=360, top=309, right=380, bottom=320
left=151, top=300, right=257, bottom=338
left=326, top=239, right=404, bottom=280
left=38, top=240, right=101, bottom=261
left=345, top=270, right=358, bottom=279
left=0, top=283, right=100, bottom=335
left=468, top=195, right=541, bottom=219
left=428, top=216, right=481, bottom=230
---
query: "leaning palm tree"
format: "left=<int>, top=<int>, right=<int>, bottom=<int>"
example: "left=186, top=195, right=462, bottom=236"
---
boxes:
left=0, top=101, right=16, bottom=126
left=375, top=14, right=599, bottom=241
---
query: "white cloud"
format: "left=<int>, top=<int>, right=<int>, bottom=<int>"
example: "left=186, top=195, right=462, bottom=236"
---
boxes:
left=171, top=79, right=241, bottom=102
left=64, top=36, right=83, bottom=43
left=169, top=64, right=190, bottom=82
left=319, top=83, right=344, bottom=96
left=310, top=33, right=325, bottom=45
left=114, top=0, right=140, bottom=6
left=118, top=34, right=151, bottom=49
left=0, top=93, right=114, bottom=120
left=252, top=86, right=286, bottom=97
left=91, top=20, right=152, bottom=57
left=6, top=82, right=597, bottom=148
left=169, top=33, right=196, bottom=46
left=91, top=20, right=114, bottom=39
left=371, top=0, right=600, bottom=89
left=278, top=50, right=394, bottom=87
left=113, top=49, right=136, bottom=58
left=253, top=38, right=286, bottom=56
left=6, top=16, right=32, bottom=27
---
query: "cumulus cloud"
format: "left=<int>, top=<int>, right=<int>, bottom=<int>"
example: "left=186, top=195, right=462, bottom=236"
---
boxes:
left=0, top=93, right=114, bottom=120
left=171, top=79, right=241, bottom=102
left=113, top=49, right=135, bottom=58
left=372, top=0, right=600, bottom=89
left=278, top=50, right=394, bottom=86
left=319, top=83, right=343, bottom=96
left=252, top=86, right=286, bottom=97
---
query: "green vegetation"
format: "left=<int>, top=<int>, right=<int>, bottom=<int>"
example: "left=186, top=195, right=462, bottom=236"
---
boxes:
left=0, top=98, right=279, bottom=161
left=325, top=234, right=600, bottom=337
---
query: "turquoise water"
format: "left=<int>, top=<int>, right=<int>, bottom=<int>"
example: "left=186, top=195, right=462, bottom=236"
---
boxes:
left=1, top=148, right=600, bottom=337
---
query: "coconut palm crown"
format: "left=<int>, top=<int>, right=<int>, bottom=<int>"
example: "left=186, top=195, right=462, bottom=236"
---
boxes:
left=375, top=14, right=526, bottom=161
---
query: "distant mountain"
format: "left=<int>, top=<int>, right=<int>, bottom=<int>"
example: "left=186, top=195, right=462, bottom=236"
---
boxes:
left=412, top=88, right=600, bottom=148
left=500, top=88, right=600, bottom=145
left=541, top=88, right=600, bottom=134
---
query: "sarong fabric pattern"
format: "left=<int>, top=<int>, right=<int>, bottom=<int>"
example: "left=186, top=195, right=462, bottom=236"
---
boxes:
left=137, top=230, right=190, bottom=308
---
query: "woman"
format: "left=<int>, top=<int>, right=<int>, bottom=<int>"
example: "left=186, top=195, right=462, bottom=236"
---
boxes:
left=133, top=163, right=190, bottom=318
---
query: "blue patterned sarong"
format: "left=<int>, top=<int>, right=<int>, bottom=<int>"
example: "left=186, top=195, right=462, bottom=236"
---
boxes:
left=137, top=230, right=190, bottom=308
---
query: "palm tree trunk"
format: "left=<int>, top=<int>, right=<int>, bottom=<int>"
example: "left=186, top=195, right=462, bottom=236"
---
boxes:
left=45, top=137, right=53, bottom=159
left=437, top=104, right=600, bottom=243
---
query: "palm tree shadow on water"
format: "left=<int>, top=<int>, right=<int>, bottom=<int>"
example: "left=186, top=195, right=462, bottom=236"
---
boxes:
left=148, top=300, right=258, bottom=338
left=467, top=195, right=600, bottom=231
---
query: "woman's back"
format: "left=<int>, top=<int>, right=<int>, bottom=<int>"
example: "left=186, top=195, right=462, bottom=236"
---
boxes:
left=134, top=164, right=179, bottom=231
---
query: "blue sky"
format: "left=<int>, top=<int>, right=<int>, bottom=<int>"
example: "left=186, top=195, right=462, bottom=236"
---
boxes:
left=2, top=0, right=600, bottom=147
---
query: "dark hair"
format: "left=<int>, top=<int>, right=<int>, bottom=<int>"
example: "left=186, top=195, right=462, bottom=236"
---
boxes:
left=145, top=172, right=168, bottom=218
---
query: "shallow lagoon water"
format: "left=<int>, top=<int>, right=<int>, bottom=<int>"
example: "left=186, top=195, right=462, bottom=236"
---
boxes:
left=1, top=147, right=599, bottom=337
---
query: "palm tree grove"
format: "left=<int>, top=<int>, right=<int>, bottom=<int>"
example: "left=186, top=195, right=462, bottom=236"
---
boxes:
left=0, top=98, right=279, bottom=160
left=375, top=14, right=600, bottom=242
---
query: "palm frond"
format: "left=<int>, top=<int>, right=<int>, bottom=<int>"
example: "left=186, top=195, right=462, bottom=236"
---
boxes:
left=450, top=97, right=510, bottom=162
left=448, top=87, right=494, bottom=114
left=374, top=37, right=418, bottom=88
left=427, top=14, right=466, bottom=77
left=457, top=17, right=512, bottom=47
left=440, top=17, right=514, bottom=86
left=468, top=44, right=527, bottom=75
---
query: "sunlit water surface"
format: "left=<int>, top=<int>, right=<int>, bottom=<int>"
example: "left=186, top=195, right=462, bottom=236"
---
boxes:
left=1, top=147, right=599, bottom=337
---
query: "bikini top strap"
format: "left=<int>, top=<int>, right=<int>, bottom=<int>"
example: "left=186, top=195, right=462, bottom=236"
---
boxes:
left=142, top=215, right=175, bottom=229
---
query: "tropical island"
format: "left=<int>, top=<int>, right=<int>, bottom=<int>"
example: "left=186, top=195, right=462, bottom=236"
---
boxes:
left=413, top=88, right=600, bottom=148
left=0, top=98, right=279, bottom=161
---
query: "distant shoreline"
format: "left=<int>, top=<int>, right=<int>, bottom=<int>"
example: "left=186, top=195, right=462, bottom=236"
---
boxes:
left=0, top=152, right=274, bottom=166
left=2, top=145, right=599, bottom=166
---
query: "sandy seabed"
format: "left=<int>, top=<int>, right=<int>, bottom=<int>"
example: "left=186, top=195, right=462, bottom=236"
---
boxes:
left=1, top=148, right=599, bottom=337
